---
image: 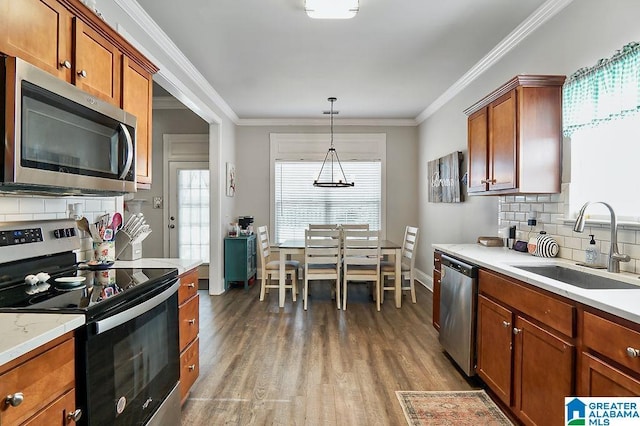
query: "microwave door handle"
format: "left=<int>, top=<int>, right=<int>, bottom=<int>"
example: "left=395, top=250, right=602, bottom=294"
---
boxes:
left=119, top=123, right=134, bottom=179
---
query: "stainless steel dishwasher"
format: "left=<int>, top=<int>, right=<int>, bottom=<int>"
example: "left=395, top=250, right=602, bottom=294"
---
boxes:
left=438, top=254, right=478, bottom=376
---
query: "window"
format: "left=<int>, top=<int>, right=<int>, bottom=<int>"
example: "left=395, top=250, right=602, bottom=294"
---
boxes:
left=269, top=133, right=386, bottom=243
left=274, top=161, right=381, bottom=242
left=569, top=114, right=640, bottom=222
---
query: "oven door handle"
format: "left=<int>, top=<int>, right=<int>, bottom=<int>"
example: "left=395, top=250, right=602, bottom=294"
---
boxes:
left=94, top=280, right=179, bottom=335
left=118, top=123, right=134, bottom=180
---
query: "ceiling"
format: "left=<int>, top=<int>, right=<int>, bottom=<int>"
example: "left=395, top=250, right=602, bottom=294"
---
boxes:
left=136, top=0, right=549, bottom=120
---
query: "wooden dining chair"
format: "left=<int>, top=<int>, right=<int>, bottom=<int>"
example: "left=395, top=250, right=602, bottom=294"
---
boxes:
left=308, top=224, right=339, bottom=230
left=380, top=226, right=419, bottom=304
left=342, top=230, right=381, bottom=311
left=303, top=229, right=341, bottom=310
left=257, top=225, right=299, bottom=302
left=339, top=224, right=369, bottom=231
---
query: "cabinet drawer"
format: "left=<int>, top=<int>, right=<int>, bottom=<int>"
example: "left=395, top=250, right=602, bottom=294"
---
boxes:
left=0, top=338, right=75, bottom=426
left=24, top=388, right=76, bottom=426
left=479, top=269, right=575, bottom=337
left=583, top=311, right=640, bottom=374
left=180, top=337, right=199, bottom=404
left=580, top=352, right=640, bottom=396
left=179, top=269, right=199, bottom=305
left=179, top=294, right=199, bottom=351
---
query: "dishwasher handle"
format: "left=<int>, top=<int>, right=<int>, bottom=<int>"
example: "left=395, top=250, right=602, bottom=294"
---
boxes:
left=441, top=254, right=478, bottom=278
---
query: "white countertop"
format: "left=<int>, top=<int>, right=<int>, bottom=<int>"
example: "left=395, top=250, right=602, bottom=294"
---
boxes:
left=433, top=243, right=640, bottom=324
left=0, top=313, right=85, bottom=366
left=113, top=258, right=202, bottom=275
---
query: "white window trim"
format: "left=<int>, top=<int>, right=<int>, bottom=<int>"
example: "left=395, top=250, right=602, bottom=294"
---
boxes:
left=269, top=133, right=387, bottom=239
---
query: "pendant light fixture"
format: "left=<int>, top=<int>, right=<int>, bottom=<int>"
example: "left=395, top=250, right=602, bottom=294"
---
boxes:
left=313, top=97, right=354, bottom=188
left=305, top=0, right=359, bottom=19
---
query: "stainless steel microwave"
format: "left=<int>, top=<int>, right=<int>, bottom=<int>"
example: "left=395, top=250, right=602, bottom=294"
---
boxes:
left=1, top=56, right=137, bottom=195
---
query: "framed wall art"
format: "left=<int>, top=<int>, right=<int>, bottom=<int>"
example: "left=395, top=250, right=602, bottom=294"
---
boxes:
left=428, top=151, right=463, bottom=203
left=226, top=162, right=236, bottom=197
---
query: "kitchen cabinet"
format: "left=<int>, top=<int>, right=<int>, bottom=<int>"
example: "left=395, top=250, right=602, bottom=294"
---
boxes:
left=122, top=57, right=154, bottom=187
left=178, top=267, right=200, bottom=405
left=579, top=310, right=640, bottom=396
left=464, top=75, right=565, bottom=195
left=224, top=235, right=257, bottom=290
left=477, top=269, right=575, bottom=425
left=0, top=0, right=158, bottom=186
left=432, top=250, right=441, bottom=330
left=0, top=332, right=81, bottom=425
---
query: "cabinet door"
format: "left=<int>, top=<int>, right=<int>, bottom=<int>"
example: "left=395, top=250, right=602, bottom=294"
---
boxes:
left=513, top=316, right=574, bottom=426
left=24, top=389, right=77, bottom=426
left=432, top=268, right=441, bottom=330
left=73, top=19, right=122, bottom=106
left=467, top=107, right=489, bottom=193
left=0, top=0, right=72, bottom=80
left=488, top=90, right=517, bottom=191
left=122, top=56, right=153, bottom=186
left=476, top=295, right=513, bottom=406
left=580, top=352, right=640, bottom=396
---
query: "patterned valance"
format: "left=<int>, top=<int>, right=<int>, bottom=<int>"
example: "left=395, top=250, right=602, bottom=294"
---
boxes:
left=562, top=42, right=640, bottom=137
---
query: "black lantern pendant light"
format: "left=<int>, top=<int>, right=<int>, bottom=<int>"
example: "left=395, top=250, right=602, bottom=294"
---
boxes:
left=313, top=97, right=354, bottom=188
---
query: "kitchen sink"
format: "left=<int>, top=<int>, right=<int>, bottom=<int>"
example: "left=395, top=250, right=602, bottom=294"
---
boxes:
left=512, top=265, right=640, bottom=290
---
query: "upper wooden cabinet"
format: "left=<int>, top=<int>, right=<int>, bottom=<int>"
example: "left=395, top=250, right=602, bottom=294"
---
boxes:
left=0, top=0, right=158, bottom=186
left=464, top=75, right=565, bottom=195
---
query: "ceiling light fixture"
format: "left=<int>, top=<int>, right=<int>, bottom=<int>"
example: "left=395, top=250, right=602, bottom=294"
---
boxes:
left=305, top=0, right=359, bottom=20
left=313, top=97, right=354, bottom=188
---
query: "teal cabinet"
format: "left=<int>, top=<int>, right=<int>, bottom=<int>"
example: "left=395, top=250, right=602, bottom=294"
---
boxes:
left=224, top=235, right=256, bottom=290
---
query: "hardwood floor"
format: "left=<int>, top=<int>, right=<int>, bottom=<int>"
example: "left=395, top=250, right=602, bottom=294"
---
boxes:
left=181, top=282, right=477, bottom=425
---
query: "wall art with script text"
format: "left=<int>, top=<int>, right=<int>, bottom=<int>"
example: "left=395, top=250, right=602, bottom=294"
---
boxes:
left=428, top=151, right=463, bottom=203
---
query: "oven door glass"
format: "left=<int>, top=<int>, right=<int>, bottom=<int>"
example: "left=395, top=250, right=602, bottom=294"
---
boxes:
left=83, top=284, right=179, bottom=425
left=20, top=81, right=135, bottom=181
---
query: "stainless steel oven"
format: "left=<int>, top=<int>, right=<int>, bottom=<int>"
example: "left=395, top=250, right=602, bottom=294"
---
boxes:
left=0, top=219, right=181, bottom=425
left=1, top=56, right=136, bottom=195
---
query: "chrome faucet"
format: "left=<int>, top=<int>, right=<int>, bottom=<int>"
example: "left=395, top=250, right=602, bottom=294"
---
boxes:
left=573, top=201, right=630, bottom=273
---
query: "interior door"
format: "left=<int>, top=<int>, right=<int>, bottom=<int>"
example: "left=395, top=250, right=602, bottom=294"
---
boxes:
left=168, top=162, right=210, bottom=265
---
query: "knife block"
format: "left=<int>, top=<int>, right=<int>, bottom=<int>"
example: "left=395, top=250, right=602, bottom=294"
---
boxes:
left=115, top=230, right=142, bottom=260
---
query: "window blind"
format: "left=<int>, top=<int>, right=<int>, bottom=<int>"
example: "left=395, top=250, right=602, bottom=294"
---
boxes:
left=274, top=161, right=381, bottom=242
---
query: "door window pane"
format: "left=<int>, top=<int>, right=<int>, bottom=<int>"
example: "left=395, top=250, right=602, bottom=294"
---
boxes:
left=177, top=169, right=210, bottom=262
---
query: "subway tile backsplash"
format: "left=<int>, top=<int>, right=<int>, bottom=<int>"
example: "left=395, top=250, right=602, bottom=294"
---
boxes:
left=498, top=183, right=640, bottom=274
left=0, top=194, right=124, bottom=261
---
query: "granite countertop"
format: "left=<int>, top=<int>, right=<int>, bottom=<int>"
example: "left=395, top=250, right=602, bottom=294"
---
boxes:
left=0, top=313, right=85, bottom=366
left=113, top=258, right=202, bottom=275
left=433, top=243, right=640, bottom=324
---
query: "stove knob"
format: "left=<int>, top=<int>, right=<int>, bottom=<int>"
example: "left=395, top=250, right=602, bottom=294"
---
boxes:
left=36, top=272, right=50, bottom=283
left=25, top=275, right=38, bottom=286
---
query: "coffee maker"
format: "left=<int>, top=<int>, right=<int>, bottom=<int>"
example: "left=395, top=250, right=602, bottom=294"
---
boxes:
left=238, top=216, right=254, bottom=235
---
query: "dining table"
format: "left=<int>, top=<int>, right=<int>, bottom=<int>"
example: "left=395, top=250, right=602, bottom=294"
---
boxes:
left=276, top=239, right=403, bottom=308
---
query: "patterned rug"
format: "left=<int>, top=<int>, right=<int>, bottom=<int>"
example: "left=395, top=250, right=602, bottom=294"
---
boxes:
left=396, top=390, right=513, bottom=426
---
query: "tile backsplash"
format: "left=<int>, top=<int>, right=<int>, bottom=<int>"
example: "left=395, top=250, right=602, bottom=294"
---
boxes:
left=498, top=183, right=640, bottom=274
left=0, top=194, right=124, bottom=261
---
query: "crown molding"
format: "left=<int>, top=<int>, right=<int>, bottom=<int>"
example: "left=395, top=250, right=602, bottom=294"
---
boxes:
left=237, top=117, right=418, bottom=127
left=416, top=0, right=574, bottom=124
left=113, top=0, right=239, bottom=123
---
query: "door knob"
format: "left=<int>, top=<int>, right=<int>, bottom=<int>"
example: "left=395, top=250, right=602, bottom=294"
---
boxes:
left=168, top=224, right=175, bottom=229
left=170, top=216, right=175, bottom=221
left=60, top=60, right=72, bottom=69
left=502, top=321, right=511, bottom=328
left=5, top=392, right=24, bottom=407
left=77, top=69, right=87, bottom=78
left=512, top=327, right=522, bottom=335
left=67, top=408, right=82, bottom=422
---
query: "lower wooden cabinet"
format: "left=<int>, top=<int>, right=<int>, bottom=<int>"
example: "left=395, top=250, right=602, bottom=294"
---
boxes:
left=178, top=268, right=200, bottom=405
left=477, top=270, right=575, bottom=426
left=0, top=333, right=80, bottom=425
left=432, top=250, right=441, bottom=330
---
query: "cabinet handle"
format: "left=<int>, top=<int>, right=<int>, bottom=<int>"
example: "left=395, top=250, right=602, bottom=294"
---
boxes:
left=5, top=392, right=24, bottom=407
left=502, top=321, right=511, bottom=328
left=188, top=364, right=196, bottom=371
left=188, top=319, right=196, bottom=325
left=187, top=282, right=196, bottom=288
left=512, top=327, right=522, bottom=335
left=480, top=178, right=489, bottom=184
left=67, top=408, right=83, bottom=422
left=77, top=69, right=87, bottom=78
left=627, top=347, right=640, bottom=358
left=60, top=60, right=72, bottom=69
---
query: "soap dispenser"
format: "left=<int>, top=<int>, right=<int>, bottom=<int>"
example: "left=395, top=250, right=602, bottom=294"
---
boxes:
left=585, top=234, right=599, bottom=265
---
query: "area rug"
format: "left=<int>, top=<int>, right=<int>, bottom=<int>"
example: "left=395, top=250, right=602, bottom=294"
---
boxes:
left=396, top=390, right=513, bottom=426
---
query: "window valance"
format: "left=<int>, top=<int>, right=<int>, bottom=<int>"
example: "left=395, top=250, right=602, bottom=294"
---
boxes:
left=562, top=42, right=640, bottom=137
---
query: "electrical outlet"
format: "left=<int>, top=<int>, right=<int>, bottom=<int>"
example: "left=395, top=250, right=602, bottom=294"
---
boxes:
left=527, top=218, right=537, bottom=226
left=153, top=197, right=163, bottom=209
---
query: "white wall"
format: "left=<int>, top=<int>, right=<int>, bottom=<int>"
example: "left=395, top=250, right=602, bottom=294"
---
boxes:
left=418, top=0, right=640, bottom=278
left=235, top=125, right=419, bottom=246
